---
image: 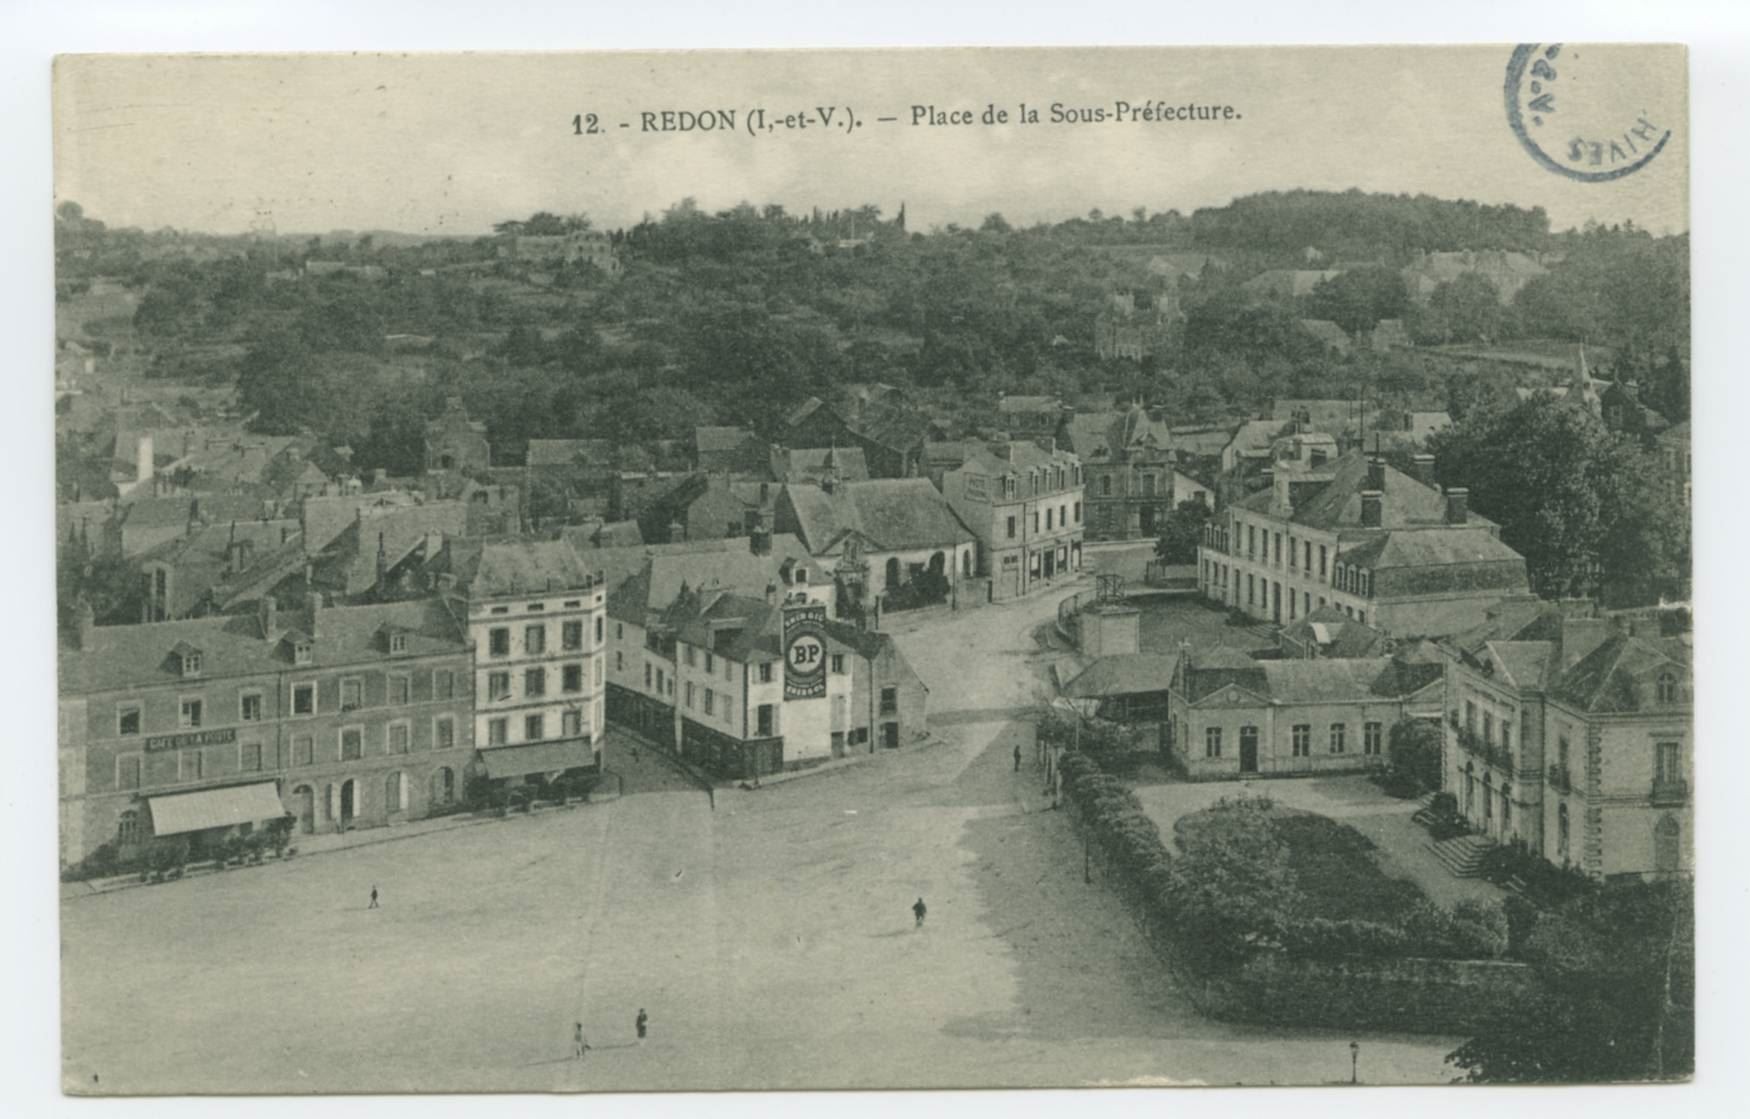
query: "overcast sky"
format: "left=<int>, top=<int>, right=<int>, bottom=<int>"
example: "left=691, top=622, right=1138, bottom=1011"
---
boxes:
left=53, top=46, right=1688, bottom=238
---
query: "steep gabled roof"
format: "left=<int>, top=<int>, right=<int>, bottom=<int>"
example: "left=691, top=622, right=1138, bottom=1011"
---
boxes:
left=782, top=479, right=973, bottom=555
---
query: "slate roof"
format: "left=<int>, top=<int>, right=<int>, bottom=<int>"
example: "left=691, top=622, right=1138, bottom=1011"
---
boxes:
left=310, top=502, right=467, bottom=596
left=1239, top=450, right=1498, bottom=532
left=599, top=534, right=814, bottom=622
left=1061, top=654, right=1180, bottom=699
left=447, top=538, right=602, bottom=597
left=120, top=494, right=273, bottom=531
left=1066, top=407, right=1173, bottom=463
left=1179, top=650, right=1440, bottom=706
left=60, top=597, right=467, bottom=695
left=139, top=519, right=304, bottom=615
left=1280, top=605, right=1388, bottom=659
left=781, top=479, right=974, bottom=555
left=1336, top=528, right=1528, bottom=599
left=771, top=445, right=870, bottom=485
left=1549, top=632, right=1690, bottom=714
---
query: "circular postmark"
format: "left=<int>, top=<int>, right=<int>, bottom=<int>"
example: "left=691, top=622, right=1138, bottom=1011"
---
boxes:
left=1504, top=43, right=1674, bottom=183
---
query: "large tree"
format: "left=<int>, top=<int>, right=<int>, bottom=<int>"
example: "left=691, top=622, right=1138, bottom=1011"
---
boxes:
left=1155, top=499, right=1215, bottom=564
left=1431, top=396, right=1685, bottom=604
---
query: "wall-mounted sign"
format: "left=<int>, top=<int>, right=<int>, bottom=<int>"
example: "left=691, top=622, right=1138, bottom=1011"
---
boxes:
left=783, top=603, right=829, bottom=700
left=145, top=727, right=237, bottom=753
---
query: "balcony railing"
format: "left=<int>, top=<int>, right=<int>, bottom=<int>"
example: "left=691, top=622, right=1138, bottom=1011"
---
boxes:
left=1454, top=725, right=1511, bottom=771
left=1548, top=764, right=1573, bottom=795
left=1650, top=778, right=1689, bottom=806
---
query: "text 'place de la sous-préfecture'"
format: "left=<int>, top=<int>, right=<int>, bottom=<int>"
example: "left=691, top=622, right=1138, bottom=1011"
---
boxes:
left=576, top=100, right=1243, bottom=138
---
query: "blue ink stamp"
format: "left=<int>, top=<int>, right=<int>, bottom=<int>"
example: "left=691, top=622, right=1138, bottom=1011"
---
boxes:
left=1504, top=43, right=1673, bottom=182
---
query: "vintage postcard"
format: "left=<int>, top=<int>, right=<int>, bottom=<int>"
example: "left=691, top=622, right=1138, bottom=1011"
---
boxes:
left=53, top=46, right=1690, bottom=1094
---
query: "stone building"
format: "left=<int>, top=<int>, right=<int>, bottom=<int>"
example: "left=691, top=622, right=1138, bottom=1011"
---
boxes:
left=424, top=396, right=492, bottom=474
left=611, top=587, right=928, bottom=779
left=1198, top=450, right=1531, bottom=638
left=1166, top=644, right=1444, bottom=780
left=1441, top=602, right=1692, bottom=880
left=435, top=538, right=609, bottom=786
left=58, top=594, right=474, bottom=868
left=941, top=441, right=1084, bottom=601
left=1066, top=403, right=1207, bottom=541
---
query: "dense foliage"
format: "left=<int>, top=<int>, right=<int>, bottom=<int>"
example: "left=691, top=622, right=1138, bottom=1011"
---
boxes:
left=1430, top=395, right=1688, bottom=604
left=1448, top=879, right=1693, bottom=1083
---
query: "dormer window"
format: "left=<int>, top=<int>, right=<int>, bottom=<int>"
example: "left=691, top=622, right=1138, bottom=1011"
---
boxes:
left=182, top=653, right=202, bottom=676
left=1656, top=671, right=1678, bottom=704
left=390, top=632, right=408, bottom=655
left=294, top=640, right=313, bottom=666
left=796, top=567, right=808, bottom=584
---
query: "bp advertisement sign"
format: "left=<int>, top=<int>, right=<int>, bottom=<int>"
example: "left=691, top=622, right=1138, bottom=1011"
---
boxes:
left=783, top=603, right=829, bottom=700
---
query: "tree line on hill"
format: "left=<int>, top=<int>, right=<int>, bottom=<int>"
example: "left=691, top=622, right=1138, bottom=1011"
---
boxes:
left=60, top=191, right=1687, bottom=497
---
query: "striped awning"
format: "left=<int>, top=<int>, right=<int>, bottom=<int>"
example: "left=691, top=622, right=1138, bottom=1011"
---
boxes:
left=148, top=782, right=285, bottom=837
left=478, top=740, right=594, bottom=780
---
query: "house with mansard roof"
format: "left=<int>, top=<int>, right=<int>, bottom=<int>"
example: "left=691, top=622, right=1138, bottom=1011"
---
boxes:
left=1440, top=601, right=1692, bottom=881
left=1198, top=448, right=1531, bottom=638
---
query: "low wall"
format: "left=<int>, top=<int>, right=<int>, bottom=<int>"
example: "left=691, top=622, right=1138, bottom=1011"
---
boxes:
left=1195, top=952, right=1540, bottom=1034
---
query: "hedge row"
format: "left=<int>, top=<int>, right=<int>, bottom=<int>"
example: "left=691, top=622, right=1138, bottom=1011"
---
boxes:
left=1055, top=736, right=1511, bottom=970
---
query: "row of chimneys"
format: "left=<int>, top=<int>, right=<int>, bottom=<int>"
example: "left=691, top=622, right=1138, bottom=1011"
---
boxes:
left=1356, top=455, right=1467, bottom=529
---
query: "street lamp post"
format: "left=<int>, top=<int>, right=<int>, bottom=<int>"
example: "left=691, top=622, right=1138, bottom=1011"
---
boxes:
left=1350, top=1041, right=1360, bottom=1085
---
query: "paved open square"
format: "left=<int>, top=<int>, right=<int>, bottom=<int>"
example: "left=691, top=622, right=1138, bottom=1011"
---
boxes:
left=62, top=593, right=1461, bottom=1093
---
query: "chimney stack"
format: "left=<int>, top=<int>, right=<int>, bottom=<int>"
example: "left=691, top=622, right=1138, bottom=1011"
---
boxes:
left=765, top=581, right=778, bottom=606
left=306, top=591, right=322, bottom=639
left=1410, top=453, right=1436, bottom=488
left=1360, top=490, right=1383, bottom=528
left=1444, top=487, right=1469, bottom=525
left=1366, top=456, right=1386, bottom=493
left=259, top=595, right=277, bottom=641
left=136, top=434, right=154, bottom=487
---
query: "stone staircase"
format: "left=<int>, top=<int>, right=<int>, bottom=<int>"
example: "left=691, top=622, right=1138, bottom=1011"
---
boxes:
left=1428, top=834, right=1496, bottom=878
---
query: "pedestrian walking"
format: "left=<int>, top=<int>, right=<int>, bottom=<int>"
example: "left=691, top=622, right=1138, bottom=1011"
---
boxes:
left=574, top=1022, right=590, bottom=1061
left=368, top=885, right=379, bottom=909
left=635, top=1008, right=648, bottom=1043
left=913, top=897, right=927, bottom=928
left=1013, top=742, right=1022, bottom=772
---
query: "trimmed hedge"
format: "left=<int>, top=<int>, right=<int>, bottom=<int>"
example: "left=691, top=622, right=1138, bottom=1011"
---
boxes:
left=1054, top=726, right=1513, bottom=970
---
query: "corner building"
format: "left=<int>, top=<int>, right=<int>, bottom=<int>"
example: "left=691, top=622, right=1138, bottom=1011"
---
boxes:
left=57, top=595, right=474, bottom=868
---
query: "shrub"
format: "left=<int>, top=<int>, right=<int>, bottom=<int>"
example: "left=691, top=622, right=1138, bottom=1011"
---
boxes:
left=1430, top=791, right=1458, bottom=819
left=1428, top=814, right=1470, bottom=842
left=1386, top=718, right=1444, bottom=795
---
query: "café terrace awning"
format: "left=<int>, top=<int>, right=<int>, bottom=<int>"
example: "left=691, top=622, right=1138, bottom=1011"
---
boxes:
left=478, top=739, right=594, bottom=780
left=147, top=782, right=286, bottom=837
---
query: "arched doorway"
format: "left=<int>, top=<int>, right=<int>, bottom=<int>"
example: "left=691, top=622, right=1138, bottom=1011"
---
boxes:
left=1482, top=772, right=1494, bottom=832
left=1557, top=802, right=1570, bottom=862
left=117, top=808, right=142, bottom=856
left=961, top=549, right=973, bottom=577
left=338, top=779, right=357, bottom=830
left=385, top=771, right=405, bottom=816
left=291, top=784, right=316, bottom=835
left=884, top=556, right=901, bottom=591
left=1654, top=814, right=1681, bottom=875
left=928, top=551, right=945, bottom=577
left=1464, top=762, right=1475, bottom=818
left=432, top=767, right=455, bottom=807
